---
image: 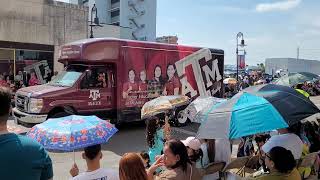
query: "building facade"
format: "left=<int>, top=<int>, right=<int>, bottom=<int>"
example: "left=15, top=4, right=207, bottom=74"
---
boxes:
left=156, top=36, right=178, bottom=44
left=82, top=0, right=156, bottom=41
left=0, top=0, right=88, bottom=86
left=265, top=58, right=320, bottom=75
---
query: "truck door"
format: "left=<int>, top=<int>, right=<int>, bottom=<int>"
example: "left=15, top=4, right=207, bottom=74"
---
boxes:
left=78, top=66, right=114, bottom=113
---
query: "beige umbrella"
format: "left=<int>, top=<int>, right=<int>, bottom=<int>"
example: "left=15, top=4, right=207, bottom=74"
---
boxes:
left=223, top=78, right=237, bottom=84
left=141, top=95, right=190, bottom=119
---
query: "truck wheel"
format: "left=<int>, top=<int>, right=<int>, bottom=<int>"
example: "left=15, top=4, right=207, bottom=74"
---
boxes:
left=171, top=109, right=189, bottom=127
left=50, top=111, right=72, bottom=119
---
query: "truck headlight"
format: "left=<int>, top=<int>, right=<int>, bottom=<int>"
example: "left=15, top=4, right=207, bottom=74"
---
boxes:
left=29, top=98, right=43, bottom=113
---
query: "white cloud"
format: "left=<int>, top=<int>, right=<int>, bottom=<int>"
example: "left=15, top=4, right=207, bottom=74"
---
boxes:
left=256, top=0, right=301, bottom=12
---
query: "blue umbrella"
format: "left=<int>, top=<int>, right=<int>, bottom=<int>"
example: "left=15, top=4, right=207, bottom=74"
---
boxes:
left=27, top=115, right=118, bottom=151
left=196, top=84, right=320, bottom=139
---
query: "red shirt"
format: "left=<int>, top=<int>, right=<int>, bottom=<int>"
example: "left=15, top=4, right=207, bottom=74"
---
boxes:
left=0, top=80, right=8, bottom=87
left=138, top=82, right=148, bottom=91
left=123, top=82, right=139, bottom=107
left=29, top=77, right=40, bottom=86
left=164, top=76, right=180, bottom=95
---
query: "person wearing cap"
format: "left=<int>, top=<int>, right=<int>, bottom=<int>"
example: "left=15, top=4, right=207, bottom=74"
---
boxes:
left=182, top=137, right=203, bottom=165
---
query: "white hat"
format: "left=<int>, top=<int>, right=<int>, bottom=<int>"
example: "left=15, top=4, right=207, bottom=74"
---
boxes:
left=181, top=137, right=201, bottom=151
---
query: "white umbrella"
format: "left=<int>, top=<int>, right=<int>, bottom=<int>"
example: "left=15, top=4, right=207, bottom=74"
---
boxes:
left=184, top=96, right=226, bottom=123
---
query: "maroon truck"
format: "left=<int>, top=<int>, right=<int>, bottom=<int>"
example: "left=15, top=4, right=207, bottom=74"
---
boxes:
left=13, top=38, right=224, bottom=126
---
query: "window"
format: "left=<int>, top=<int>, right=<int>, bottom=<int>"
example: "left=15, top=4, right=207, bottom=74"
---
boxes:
left=81, top=67, right=108, bottom=89
left=111, top=0, right=119, bottom=4
left=111, top=10, right=120, bottom=18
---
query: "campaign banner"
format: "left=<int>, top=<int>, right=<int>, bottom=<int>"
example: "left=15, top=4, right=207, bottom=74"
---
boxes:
left=121, top=47, right=224, bottom=108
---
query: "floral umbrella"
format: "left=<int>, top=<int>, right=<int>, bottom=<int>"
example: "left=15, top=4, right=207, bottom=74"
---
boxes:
left=27, top=115, right=118, bottom=151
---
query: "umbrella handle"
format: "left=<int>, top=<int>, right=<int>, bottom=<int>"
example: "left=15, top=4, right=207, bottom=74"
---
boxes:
left=73, top=150, right=75, bottom=164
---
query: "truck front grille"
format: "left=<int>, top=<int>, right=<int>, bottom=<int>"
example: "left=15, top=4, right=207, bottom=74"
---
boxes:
left=16, top=95, right=28, bottom=112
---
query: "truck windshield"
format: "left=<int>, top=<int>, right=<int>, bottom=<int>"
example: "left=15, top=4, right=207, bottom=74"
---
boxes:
left=49, top=71, right=82, bottom=87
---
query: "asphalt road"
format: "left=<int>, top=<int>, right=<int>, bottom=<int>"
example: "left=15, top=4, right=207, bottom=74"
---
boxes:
left=6, top=96, right=320, bottom=179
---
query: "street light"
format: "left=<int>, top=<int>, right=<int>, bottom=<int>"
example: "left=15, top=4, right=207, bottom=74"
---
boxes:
left=236, top=32, right=246, bottom=90
left=89, top=4, right=102, bottom=38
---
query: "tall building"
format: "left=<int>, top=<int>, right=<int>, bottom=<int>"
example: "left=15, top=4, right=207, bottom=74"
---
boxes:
left=81, top=0, right=156, bottom=41
left=0, top=0, right=88, bottom=79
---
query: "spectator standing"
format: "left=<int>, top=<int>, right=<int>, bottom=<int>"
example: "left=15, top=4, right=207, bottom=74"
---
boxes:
left=0, top=74, right=8, bottom=87
left=70, top=144, right=118, bottom=180
left=28, top=71, right=40, bottom=86
left=181, top=137, right=203, bottom=167
left=146, top=115, right=171, bottom=164
left=262, top=128, right=303, bottom=160
left=0, top=87, right=53, bottom=180
left=200, top=139, right=231, bottom=180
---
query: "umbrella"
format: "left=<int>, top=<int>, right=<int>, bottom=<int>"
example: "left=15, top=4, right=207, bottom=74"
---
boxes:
left=196, top=84, right=320, bottom=139
left=141, top=95, right=190, bottom=119
left=273, top=72, right=320, bottom=87
left=223, top=78, right=237, bottom=84
left=184, top=96, right=226, bottom=123
left=26, top=115, right=118, bottom=151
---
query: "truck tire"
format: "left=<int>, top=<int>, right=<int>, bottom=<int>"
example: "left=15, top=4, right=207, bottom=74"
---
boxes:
left=171, top=108, right=189, bottom=127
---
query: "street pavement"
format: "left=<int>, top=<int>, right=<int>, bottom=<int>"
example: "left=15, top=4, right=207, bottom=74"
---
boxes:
left=6, top=96, right=320, bottom=179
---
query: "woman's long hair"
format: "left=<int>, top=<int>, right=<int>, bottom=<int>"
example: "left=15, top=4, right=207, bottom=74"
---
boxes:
left=166, top=139, right=191, bottom=172
left=165, top=63, right=177, bottom=81
left=153, top=65, right=164, bottom=84
left=206, top=139, right=216, bottom=163
left=119, top=153, right=148, bottom=180
left=146, top=117, right=159, bottom=148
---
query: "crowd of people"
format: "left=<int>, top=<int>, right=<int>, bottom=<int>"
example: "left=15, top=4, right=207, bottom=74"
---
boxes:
left=224, top=71, right=271, bottom=98
left=0, top=70, right=61, bottom=94
left=1, top=67, right=320, bottom=180
left=0, top=71, right=42, bottom=92
left=224, top=71, right=320, bottom=98
left=0, top=84, right=319, bottom=180
left=295, top=81, right=320, bottom=96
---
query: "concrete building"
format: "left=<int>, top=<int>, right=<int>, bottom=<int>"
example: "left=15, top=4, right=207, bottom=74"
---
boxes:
left=156, top=36, right=178, bottom=44
left=0, top=0, right=88, bottom=84
left=80, top=0, right=156, bottom=41
left=265, top=58, right=320, bottom=75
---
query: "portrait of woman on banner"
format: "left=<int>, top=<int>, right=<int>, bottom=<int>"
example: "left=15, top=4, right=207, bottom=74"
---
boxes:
left=147, top=65, right=164, bottom=98
left=122, top=69, right=139, bottom=107
left=163, top=63, right=180, bottom=96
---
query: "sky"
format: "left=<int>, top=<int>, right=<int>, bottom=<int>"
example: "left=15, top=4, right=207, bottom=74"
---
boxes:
left=57, top=0, right=320, bottom=65
left=157, top=0, right=320, bottom=65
